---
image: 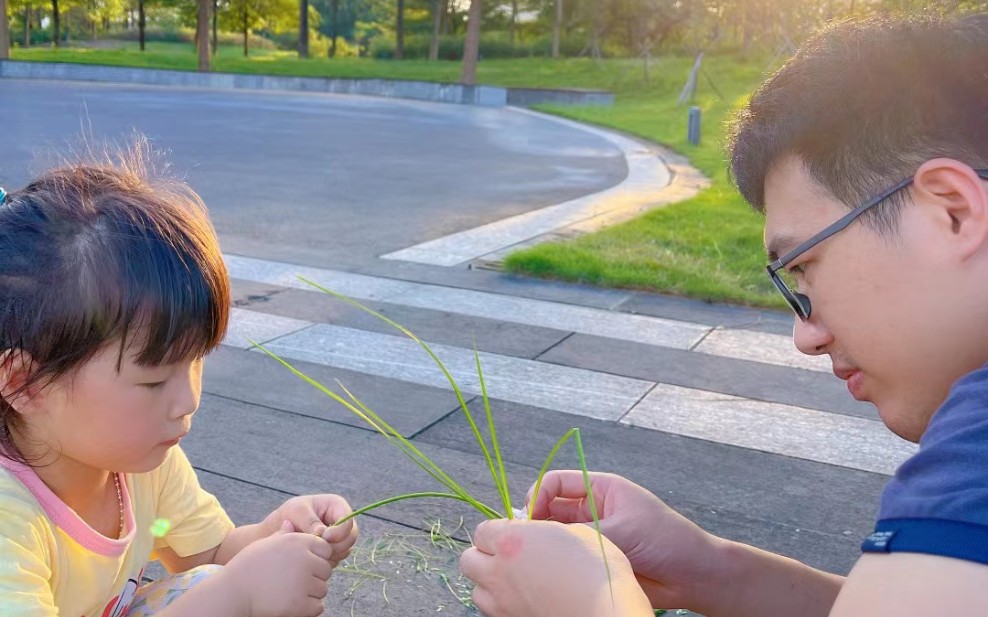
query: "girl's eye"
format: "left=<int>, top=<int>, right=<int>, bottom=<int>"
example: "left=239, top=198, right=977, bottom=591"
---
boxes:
left=141, top=381, right=167, bottom=389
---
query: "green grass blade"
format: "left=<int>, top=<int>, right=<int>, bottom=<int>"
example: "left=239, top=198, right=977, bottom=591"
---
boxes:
left=250, top=340, right=502, bottom=520
left=335, top=379, right=503, bottom=520
left=297, top=277, right=506, bottom=507
left=474, top=345, right=512, bottom=517
left=574, top=430, right=613, bottom=604
left=527, top=428, right=614, bottom=603
left=527, top=428, right=578, bottom=520
left=333, top=492, right=474, bottom=526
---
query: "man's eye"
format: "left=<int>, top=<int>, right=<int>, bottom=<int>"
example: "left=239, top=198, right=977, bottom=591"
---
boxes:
left=777, top=264, right=803, bottom=289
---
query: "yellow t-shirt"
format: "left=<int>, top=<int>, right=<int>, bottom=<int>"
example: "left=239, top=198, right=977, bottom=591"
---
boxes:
left=0, top=447, right=235, bottom=617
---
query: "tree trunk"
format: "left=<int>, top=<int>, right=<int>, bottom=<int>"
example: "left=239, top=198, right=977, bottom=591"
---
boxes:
left=242, top=6, right=248, bottom=57
left=24, top=7, right=30, bottom=47
left=395, top=0, right=404, bottom=59
left=551, top=0, right=562, bottom=58
left=212, top=0, right=218, bottom=55
left=197, top=0, right=210, bottom=70
left=459, top=0, right=482, bottom=84
left=429, top=0, right=440, bottom=60
left=508, top=0, right=517, bottom=45
left=51, top=0, right=59, bottom=47
left=138, top=0, right=145, bottom=51
left=0, top=0, right=9, bottom=60
left=329, top=0, right=338, bottom=56
left=298, top=0, right=308, bottom=57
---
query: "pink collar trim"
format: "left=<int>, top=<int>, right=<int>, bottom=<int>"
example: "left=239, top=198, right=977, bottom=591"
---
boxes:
left=0, top=457, right=135, bottom=557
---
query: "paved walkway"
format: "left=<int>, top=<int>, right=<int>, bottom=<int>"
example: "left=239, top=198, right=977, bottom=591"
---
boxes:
left=180, top=250, right=913, bottom=615
left=1, top=79, right=909, bottom=615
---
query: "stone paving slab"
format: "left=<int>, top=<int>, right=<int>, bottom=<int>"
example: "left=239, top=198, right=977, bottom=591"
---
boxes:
left=227, top=254, right=711, bottom=350
left=536, top=333, right=874, bottom=419
left=184, top=394, right=535, bottom=530
left=259, top=323, right=655, bottom=421
left=203, top=346, right=464, bottom=437
left=695, top=328, right=830, bottom=373
left=616, top=292, right=795, bottom=336
left=223, top=307, right=313, bottom=349
left=356, top=258, right=634, bottom=310
left=414, top=398, right=886, bottom=568
left=230, top=278, right=571, bottom=360
left=624, top=384, right=915, bottom=476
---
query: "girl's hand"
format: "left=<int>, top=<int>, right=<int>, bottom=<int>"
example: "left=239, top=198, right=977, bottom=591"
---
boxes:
left=263, top=495, right=358, bottom=565
left=219, top=521, right=335, bottom=617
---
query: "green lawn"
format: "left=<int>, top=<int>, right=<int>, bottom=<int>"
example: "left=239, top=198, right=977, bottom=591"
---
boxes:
left=10, top=43, right=784, bottom=309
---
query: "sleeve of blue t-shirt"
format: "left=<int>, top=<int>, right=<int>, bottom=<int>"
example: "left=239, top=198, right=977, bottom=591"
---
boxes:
left=861, top=363, right=988, bottom=564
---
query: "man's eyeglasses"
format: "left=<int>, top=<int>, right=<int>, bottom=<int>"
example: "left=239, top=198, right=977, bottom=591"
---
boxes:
left=767, top=168, right=988, bottom=320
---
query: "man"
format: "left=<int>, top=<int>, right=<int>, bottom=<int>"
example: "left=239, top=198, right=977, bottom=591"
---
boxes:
left=459, top=12, right=988, bottom=617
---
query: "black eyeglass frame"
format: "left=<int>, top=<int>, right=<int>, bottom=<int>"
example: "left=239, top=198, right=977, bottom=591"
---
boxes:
left=767, top=168, right=988, bottom=320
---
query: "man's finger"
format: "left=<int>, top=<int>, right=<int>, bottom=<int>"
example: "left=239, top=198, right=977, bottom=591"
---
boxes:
left=545, top=496, right=593, bottom=523
left=470, top=519, right=513, bottom=556
left=471, top=586, right=498, bottom=616
left=459, top=545, right=495, bottom=583
left=528, top=470, right=604, bottom=519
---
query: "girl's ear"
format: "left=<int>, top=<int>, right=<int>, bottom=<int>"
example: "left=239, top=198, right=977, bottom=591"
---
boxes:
left=0, top=350, right=40, bottom=415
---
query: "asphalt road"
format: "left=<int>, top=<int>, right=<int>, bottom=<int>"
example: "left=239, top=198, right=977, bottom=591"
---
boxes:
left=0, top=79, right=626, bottom=266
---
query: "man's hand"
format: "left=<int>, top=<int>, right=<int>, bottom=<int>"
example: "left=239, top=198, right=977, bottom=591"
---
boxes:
left=460, top=518, right=652, bottom=617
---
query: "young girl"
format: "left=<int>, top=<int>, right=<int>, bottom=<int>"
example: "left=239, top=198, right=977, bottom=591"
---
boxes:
left=0, top=145, right=358, bottom=617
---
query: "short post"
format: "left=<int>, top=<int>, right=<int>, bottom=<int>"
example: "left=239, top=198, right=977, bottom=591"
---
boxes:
left=687, top=106, right=701, bottom=146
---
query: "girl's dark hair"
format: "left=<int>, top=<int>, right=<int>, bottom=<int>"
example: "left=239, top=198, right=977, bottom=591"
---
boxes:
left=0, top=142, right=230, bottom=461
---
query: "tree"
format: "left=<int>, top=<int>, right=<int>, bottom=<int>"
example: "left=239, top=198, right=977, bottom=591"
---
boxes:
left=459, top=0, right=481, bottom=84
left=197, top=0, right=209, bottom=70
left=221, top=0, right=295, bottom=57
left=212, top=0, right=218, bottom=54
left=22, top=5, right=30, bottom=46
left=298, top=0, right=308, bottom=56
left=551, top=0, right=561, bottom=57
left=138, top=0, right=145, bottom=50
left=329, top=0, right=337, bottom=55
left=0, top=0, right=9, bottom=59
left=428, top=0, right=438, bottom=59
left=394, top=0, right=403, bottom=58
left=51, top=0, right=59, bottom=46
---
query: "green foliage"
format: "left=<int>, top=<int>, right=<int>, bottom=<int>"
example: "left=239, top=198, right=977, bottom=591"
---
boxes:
left=102, top=26, right=278, bottom=48
left=369, top=30, right=589, bottom=60
left=219, top=0, right=297, bottom=43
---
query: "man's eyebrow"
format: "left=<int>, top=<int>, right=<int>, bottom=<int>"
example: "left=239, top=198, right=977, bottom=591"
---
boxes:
left=766, top=234, right=799, bottom=262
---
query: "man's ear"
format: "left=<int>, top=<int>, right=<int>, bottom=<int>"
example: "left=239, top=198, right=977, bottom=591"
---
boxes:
left=0, top=349, right=40, bottom=415
left=912, top=159, right=988, bottom=262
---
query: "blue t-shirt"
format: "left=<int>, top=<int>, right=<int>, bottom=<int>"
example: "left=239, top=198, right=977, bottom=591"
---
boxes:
left=862, top=363, right=988, bottom=564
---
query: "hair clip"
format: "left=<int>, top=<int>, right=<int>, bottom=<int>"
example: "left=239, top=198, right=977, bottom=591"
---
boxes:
left=0, top=187, right=6, bottom=205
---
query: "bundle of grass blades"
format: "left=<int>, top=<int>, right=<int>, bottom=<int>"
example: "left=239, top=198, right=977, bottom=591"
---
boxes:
left=251, top=276, right=612, bottom=597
